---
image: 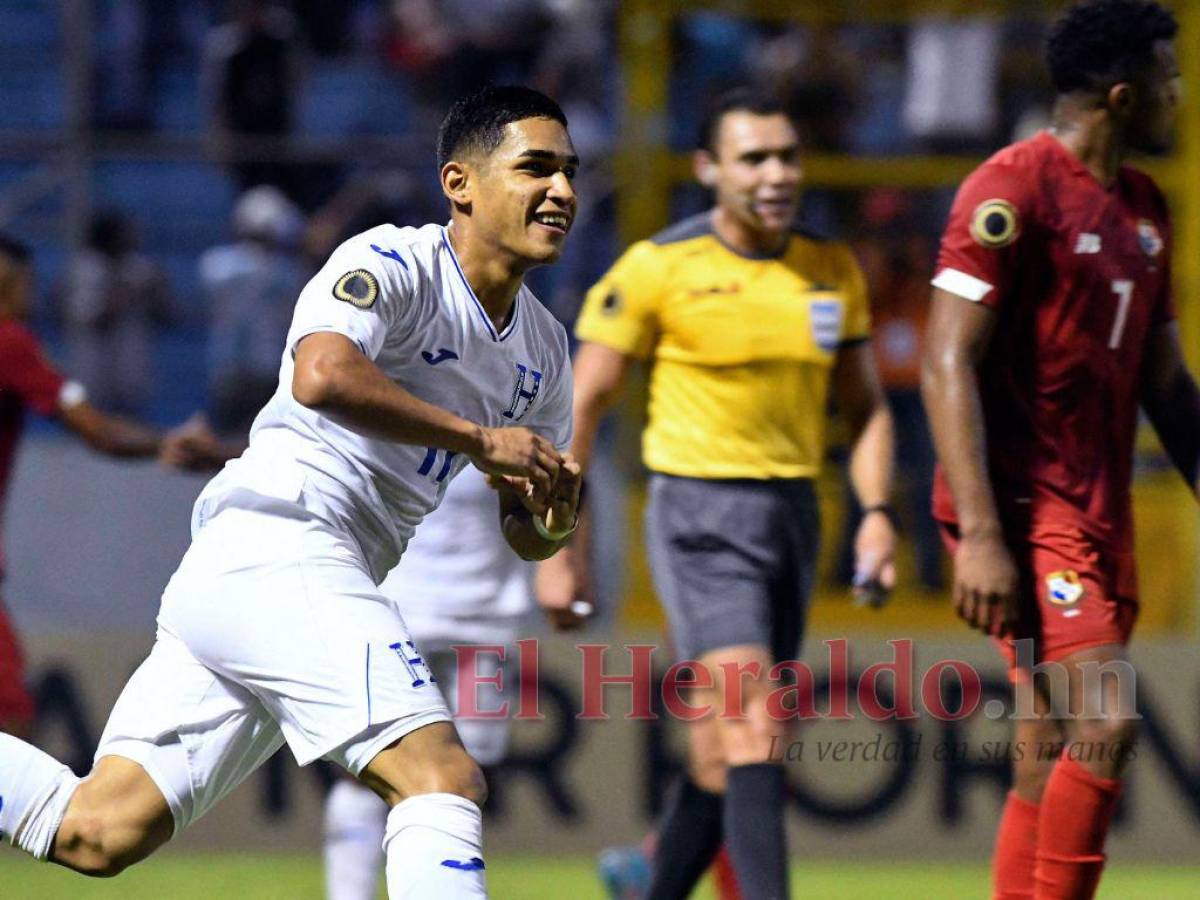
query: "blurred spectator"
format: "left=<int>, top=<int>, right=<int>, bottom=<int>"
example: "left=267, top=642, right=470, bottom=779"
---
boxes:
left=836, top=190, right=943, bottom=591
left=198, top=186, right=306, bottom=435
left=385, top=0, right=553, bottom=136
left=61, top=211, right=175, bottom=417
left=752, top=24, right=862, bottom=152
left=201, top=1, right=301, bottom=194
left=96, top=0, right=210, bottom=131
left=903, top=17, right=1001, bottom=152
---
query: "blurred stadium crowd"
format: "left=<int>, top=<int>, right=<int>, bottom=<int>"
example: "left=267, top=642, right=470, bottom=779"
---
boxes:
left=2, top=1, right=1079, bottom=596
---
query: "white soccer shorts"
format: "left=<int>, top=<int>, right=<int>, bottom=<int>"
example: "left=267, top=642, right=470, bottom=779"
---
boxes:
left=95, top=500, right=451, bottom=834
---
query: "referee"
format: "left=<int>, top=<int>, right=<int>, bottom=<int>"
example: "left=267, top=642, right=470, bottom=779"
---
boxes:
left=541, top=89, right=896, bottom=899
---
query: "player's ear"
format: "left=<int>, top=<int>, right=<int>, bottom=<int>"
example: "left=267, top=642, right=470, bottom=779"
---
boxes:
left=693, top=150, right=718, bottom=189
left=441, top=161, right=472, bottom=209
left=1108, top=82, right=1136, bottom=118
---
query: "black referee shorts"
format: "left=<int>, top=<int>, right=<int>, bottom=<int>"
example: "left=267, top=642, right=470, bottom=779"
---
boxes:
left=644, top=473, right=819, bottom=663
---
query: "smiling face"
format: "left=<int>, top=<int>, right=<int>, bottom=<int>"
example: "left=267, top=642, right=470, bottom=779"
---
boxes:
left=698, top=111, right=803, bottom=241
left=446, top=117, right=578, bottom=268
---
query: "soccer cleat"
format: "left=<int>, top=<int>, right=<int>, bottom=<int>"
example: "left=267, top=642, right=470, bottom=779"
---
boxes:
left=597, top=844, right=652, bottom=899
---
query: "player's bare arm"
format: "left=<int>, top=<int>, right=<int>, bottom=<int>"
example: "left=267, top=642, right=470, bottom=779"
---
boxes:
left=832, top=340, right=897, bottom=605
left=57, top=398, right=162, bottom=459
left=1140, top=320, right=1200, bottom=499
left=293, top=330, right=562, bottom=497
left=534, top=342, right=633, bottom=617
left=921, top=286, right=1019, bottom=634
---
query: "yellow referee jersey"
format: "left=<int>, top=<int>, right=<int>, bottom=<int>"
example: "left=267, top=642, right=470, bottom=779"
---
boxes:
left=575, top=211, right=870, bottom=480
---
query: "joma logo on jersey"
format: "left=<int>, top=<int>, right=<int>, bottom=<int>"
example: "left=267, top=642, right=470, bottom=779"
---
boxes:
left=503, top=363, right=543, bottom=421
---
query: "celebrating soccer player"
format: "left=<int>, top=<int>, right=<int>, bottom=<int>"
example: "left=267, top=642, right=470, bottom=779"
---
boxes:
left=0, top=86, right=583, bottom=900
left=543, top=88, right=896, bottom=900
left=921, top=3, right=1200, bottom=898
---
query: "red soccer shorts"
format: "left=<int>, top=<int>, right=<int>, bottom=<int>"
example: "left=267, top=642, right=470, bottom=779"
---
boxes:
left=938, top=523, right=1138, bottom=673
left=0, top=598, right=35, bottom=726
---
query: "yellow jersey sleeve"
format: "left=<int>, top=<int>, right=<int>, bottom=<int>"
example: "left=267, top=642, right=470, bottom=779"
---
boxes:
left=839, top=243, right=871, bottom=343
left=574, top=240, right=662, bottom=358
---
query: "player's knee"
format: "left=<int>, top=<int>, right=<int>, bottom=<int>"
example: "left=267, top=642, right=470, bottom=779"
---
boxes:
left=1071, top=714, right=1138, bottom=753
left=53, top=775, right=167, bottom=878
left=55, top=808, right=142, bottom=877
left=411, top=749, right=488, bottom=807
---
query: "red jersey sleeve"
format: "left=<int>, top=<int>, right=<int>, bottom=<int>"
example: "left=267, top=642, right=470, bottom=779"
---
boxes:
left=933, top=159, right=1035, bottom=309
left=0, top=322, right=66, bottom=416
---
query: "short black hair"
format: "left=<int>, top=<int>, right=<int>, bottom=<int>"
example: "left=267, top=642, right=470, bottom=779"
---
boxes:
left=0, top=231, right=31, bottom=264
left=1046, top=0, right=1177, bottom=94
left=698, top=87, right=793, bottom=152
left=436, top=85, right=568, bottom=169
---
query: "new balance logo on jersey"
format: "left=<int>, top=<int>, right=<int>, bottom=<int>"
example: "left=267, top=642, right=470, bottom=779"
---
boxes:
left=503, top=363, right=543, bottom=421
left=421, top=348, right=459, bottom=365
left=1074, top=233, right=1102, bottom=254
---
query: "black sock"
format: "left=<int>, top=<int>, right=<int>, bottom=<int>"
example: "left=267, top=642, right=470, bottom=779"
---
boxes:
left=646, top=776, right=725, bottom=900
left=725, top=762, right=789, bottom=900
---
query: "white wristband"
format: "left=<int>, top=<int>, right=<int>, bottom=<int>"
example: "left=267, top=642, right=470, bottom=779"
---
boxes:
left=533, top=511, right=577, bottom=542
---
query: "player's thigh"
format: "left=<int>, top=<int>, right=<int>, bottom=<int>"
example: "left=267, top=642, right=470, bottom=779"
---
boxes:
left=358, top=720, right=486, bottom=808
left=161, top=508, right=451, bottom=776
left=1057, top=643, right=1139, bottom=755
left=421, top=637, right=515, bottom=767
left=95, top=628, right=284, bottom=836
left=699, top=643, right=782, bottom=766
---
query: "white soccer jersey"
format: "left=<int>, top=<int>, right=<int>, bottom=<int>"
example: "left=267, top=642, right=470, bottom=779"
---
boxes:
left=381, top=464, right=533, bottom=623
left=192, top=222, right=573, bottom=583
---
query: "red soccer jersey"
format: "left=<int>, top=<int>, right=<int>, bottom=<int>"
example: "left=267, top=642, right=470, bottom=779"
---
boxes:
left=0, top=319, right=66, bottom=579
left=931, top=131, right=1174, bottom=551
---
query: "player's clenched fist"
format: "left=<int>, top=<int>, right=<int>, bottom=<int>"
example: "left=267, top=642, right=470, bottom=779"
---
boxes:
left=471, top=426, right=562, bottom=501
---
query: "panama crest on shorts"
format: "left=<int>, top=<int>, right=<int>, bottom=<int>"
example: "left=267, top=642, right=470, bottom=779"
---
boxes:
left=1046, top=569, right=1084, bottom=607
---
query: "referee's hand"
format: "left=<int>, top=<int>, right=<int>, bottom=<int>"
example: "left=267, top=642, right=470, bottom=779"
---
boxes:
left=853, top=510, right=897, bottom=608
left=536, top=543, right=593, bottom=631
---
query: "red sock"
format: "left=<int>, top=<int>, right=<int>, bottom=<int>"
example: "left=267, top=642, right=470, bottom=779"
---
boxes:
left=1034, top=757, right=1121, bottom=900
left=712, top=845, right=742, bottom=900
left=994, top=791, right=1040, bottom=899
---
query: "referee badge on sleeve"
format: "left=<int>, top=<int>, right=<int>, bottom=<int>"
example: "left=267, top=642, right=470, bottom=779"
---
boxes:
left=333, top=269, right=379, bottom=309
left=810, top=298, right=844, bottom=352
left=970, top=199, right=1019, bottom=249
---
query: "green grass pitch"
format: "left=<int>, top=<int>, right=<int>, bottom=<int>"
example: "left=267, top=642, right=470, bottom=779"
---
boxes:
left=2, top=854, right=1198, bottom=898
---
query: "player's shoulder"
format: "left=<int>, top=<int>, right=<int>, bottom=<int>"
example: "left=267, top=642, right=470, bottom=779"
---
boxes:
left=962, top=134, right=1053, bottom=194
left=334, top=222, right=435, bottom=268
left=608, top=212, right=715, bottom=279
left=649, top=211, right=715, bottom=248
left=1118, top=164, right=1169, bottom=216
